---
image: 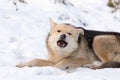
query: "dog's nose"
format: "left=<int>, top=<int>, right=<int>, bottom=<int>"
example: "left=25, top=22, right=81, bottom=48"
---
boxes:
left=60, top=34, right=66, bottom=39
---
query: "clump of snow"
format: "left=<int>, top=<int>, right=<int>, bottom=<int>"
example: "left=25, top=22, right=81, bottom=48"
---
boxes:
left=0, top=0, right=120, bottom=80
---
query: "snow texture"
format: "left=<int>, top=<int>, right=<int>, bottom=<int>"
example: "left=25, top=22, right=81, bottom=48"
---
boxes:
left=0, top=0, right=120, bottom=80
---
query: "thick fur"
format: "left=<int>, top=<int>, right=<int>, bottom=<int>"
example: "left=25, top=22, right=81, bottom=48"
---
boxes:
left=16, top=20, right=120, bottom=70
left=81, top=28, right=120, bottom=69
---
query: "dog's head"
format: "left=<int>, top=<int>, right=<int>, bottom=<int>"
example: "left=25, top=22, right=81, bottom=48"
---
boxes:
left=47, top=19, right=84, bottom=57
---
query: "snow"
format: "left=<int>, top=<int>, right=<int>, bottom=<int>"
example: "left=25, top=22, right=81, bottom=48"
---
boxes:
left=0, top=0, right=120, bottom=80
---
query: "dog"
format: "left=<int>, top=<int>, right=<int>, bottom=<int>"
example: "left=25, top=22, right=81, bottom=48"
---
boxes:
left=16, top=19, right=120, bottom=70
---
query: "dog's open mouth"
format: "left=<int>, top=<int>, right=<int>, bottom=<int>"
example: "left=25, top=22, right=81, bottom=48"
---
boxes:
left=57, top=40, right=68, bottom=48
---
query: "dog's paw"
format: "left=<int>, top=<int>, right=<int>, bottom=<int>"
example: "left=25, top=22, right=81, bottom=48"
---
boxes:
left=82, top=63, right=101, bottom=69
left=16, top=63, right=25, bottom=68
left=16, top=63, right=32, bottom=68
left=82, top=64, right=93, bottom=68
left=16, top=64, right=26, bottom=68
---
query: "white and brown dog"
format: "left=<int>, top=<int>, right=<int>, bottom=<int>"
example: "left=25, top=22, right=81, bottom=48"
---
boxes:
left=16, top=20, right=120, bottom=70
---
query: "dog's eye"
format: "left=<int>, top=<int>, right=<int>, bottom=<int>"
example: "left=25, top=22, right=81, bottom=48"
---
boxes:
left=57, top=30, right=61, bottom=33
left=68, top=32, right=72, bottom=35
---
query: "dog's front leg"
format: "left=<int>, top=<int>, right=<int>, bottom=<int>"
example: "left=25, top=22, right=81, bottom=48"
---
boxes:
left=53, top=57, right=89, bottom=70
left=16, top=59, right=54, bottom=68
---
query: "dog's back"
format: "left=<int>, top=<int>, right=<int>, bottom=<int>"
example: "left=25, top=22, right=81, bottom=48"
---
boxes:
left=80, top=28, right=120, bottom=69
left=84, top=29, right=120, bottom=50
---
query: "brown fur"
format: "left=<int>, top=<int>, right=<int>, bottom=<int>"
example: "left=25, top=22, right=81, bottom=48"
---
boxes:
left=92, top=35, right=120, bottom=69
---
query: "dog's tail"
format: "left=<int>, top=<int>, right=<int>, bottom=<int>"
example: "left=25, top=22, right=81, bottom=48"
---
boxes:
left=97, top=62, right=120, bottom=69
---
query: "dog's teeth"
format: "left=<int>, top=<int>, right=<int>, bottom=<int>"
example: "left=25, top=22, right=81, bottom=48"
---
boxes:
left=63, top=44, right=65, bottom=47
left=57, top=40, right=68, bottom=47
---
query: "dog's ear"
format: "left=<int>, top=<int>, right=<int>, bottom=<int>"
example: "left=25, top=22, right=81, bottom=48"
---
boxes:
left=50, top=19, right=57, bottom=29
left=76, top=28, right=84, bottom=44
left=77, top=28, right=84, bottom=36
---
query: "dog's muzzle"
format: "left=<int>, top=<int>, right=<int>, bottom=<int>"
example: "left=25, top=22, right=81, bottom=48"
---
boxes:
left=57, top=34, right=68, bottom=48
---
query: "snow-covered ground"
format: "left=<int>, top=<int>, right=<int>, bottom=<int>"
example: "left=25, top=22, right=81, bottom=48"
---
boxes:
left=0, top=0, right=120, bottom=80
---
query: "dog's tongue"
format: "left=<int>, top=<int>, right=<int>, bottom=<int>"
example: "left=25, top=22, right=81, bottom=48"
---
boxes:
left=57, top=40, right=68, bottom=48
